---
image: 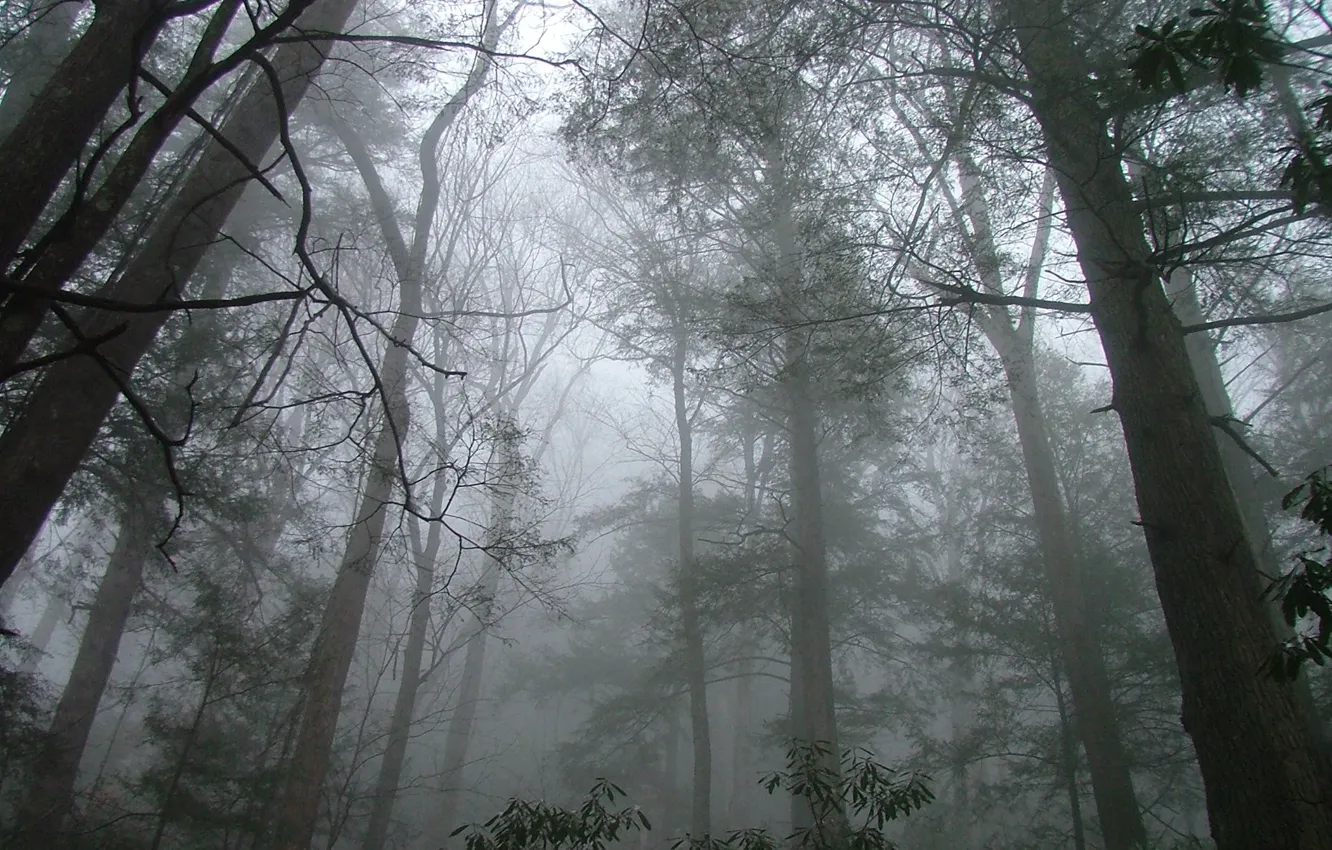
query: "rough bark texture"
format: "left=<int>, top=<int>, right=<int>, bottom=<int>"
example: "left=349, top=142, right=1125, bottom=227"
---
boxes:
left=0, top=0, right=164, bottom=268
left=1007, top=1, right=1332, bottom=845
left=14, top=497, right=152, bottom=843
left=1165, top=271, right=1331, bottom=751
left=0, top=0, right=361, bottom=593
left=672, top=319, right=712, bottom=838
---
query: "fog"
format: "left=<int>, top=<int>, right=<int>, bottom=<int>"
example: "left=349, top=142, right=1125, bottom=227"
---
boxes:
left=0, top=1, right=1330, bottom=849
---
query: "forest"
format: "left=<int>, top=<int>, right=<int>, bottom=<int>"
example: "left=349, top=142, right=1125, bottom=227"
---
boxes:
left=0, top=0, right=1331, bottom=848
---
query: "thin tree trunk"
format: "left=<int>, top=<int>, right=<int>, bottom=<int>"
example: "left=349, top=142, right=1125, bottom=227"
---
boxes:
left=0, top=0, right=164, bottom=268
left=269, top=13, right=505, bottom=840
left=767, top=126, right=841, bottom=837
left=0, top=0, right=83, bottom=138
left=1006, top=1, right=1332, bottom=845
left=727, top=660, right=753, bottom=831
left=431, top=410, right=520, bottom=843
left=359, top=476, right=451, bottom=850
left=149, top=648, right=221, bottom=850
left=430, top=560, right=499, bottom=842
left=663, top=704, right=683, bottom=837
left=0, top=0, right=363, bottom=592
left=943, top=147, right=1144, bottom=847
left=672, top=319, right=711, bottom=838
left=928, top=447, right=978, bottom=848
left=1054, top=658, right=1088, bottom=850
left=982, top=323, right=1146, bottom=849
left=268, top=334, right=417, bottom=850
left=13, top=494, right=153, bottom=843
left=17, top=592, right=67, bottom=676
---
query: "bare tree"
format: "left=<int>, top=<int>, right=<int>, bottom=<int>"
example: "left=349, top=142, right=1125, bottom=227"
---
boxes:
left=268, top=6, right=515, bottom=845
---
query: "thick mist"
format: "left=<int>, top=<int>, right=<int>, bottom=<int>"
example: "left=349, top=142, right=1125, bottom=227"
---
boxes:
left=0, top=1, right=1330, bottom=849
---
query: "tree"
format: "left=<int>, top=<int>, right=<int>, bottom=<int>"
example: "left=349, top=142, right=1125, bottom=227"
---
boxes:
left=268, top=6, right=518, bottom=844
left=1002, top=0, right=1332, bottom=844
left=0, top=0, right=364, bottom=591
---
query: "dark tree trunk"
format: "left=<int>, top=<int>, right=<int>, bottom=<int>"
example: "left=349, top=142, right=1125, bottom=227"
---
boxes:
left=13, top=495, right=154, bottom=844
left=0, top=0, right=362, bottom=594
left=1006, top=1, right=1332, bottom=845
left=0, top=0, right=164, bottom=268
left=0, top=0, right=277, bottom=378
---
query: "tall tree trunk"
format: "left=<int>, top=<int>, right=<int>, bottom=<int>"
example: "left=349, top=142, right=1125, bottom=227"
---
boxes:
left=268, top=12, right=504, bottom=843
left=767, top=125, right=841, bottom=836
left=1053, top=657, right=1089, bottom=850
left=17, top=592, right=67, bottom=676
left=431, top=412, right=519, bottom=844
left=672, top=319, right=711, bottom=837
left=0, top=0, right=165, bottom=268
left=268, top=319, right=418, bottom=850
left=0, top=0, right=363, bottom=593
left=148, top=647, right=221, bottom=850
left=942, top=146, right=1144, bottom=846
left=1006, top=1, right=1332, bottom=845
left=726, top=660, right=753, bottom=831
left=13, top=493, right=154, bottom=843
left=429, top=560, right=499, bottom=843
left=0, top=0, right=267, bottom=378
left=980, top=321, right=1146, bottom=849
left=927, top=447, right=978, bottom=848
left=360, top=475, right=452, bottom=850
left=0, top=0, right=83, bottom=138
left=1164, top=270, right=1330, bottom=749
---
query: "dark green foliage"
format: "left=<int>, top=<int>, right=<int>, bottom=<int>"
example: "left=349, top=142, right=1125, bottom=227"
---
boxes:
left=451, top=778, right=651, bottom=850
left=0, top=660, right=49, bottom=797
left=1128, top=0, right=1332, bottom=211
left=1128, top=0, right=1281, bottom=96
left=1263, top=466, right=1332, bottom=679
left=452, top=742, right=931, bottom=850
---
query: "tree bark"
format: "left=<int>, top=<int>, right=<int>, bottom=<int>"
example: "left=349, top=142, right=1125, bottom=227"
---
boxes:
left=0, top=0, right=275, bottom=378
left=268, top=11, right=505, bottom=840
left=1005, top=1, right=1332, bottom=845
left=13, top=494, right=153, bottom=844
left=0, top=0, right=362, bottom=594
left=0, top=0, right=164, bottom=269
left=672, top=318, right=712, bottom=838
